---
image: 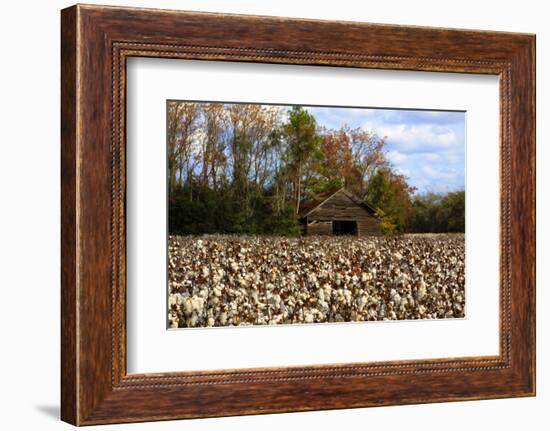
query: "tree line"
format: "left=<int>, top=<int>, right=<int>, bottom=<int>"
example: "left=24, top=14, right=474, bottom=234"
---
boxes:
left=167, top=101, right=464, bottom=235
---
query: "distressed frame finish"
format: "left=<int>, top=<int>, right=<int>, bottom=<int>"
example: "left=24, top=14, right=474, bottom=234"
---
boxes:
left=61, top=4, right=535, bottom=426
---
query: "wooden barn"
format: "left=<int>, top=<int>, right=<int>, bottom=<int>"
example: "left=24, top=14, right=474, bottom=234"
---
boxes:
left=299, top=188, right=381, bottom=236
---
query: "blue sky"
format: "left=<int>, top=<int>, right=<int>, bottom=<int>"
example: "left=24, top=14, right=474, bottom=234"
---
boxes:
left=305, top=106, right=465, bottom=195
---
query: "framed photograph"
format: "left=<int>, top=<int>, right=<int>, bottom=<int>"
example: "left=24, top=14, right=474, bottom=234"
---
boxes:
left=61, top=4, right=535, bottom=425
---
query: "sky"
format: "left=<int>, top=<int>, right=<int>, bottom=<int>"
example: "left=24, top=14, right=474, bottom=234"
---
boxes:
left=306, top=106, right=465, bottom=195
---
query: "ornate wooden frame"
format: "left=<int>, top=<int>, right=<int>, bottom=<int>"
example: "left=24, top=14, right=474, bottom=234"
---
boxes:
left=61, top=4, right=535, bottom=425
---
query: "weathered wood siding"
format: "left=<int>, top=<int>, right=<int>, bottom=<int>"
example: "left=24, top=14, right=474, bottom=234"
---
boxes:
left=357, top=218, right=381, bottom=236
left=306, top=220, right=332, bottom=236
left=306, top=190, right=381, bottom=236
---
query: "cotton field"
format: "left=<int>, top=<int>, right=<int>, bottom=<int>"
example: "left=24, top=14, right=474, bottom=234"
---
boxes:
left=168, top=234, right=465, bottom=328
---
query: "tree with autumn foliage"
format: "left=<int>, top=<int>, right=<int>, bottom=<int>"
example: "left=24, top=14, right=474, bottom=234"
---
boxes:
left=316, top=125, right=388, bottom=199
left=365, top=168, right=416, bottom=234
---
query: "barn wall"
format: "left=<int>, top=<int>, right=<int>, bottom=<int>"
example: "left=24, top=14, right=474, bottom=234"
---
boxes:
left=306, top=220, right=332, bottom=235
left=306, top=191, right=381, bottom=236
left=357, top=218, right=382, bottom=236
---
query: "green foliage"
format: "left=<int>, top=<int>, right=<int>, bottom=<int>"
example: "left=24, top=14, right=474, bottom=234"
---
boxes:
left=169, top=183, right=301, bottom=236
left=281, top=106, right=324, bottom=213
left=263, top=205, right=303, bottom=236
left=409, top=190, right=465, bottom=233
left=283, top=107, right=323, bottom=165
left=365, top=168, right=415, bottom=234
left=374, top=208, right=398, bottom=236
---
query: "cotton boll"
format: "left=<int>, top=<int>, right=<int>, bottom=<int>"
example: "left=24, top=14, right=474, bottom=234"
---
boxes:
left=343, top=289, right=352, bottom=304
left=187, top=312, right=199, bottom=327
left=219, top=312, right=228, bottom=326
left=416, top=279, right=427, bottom=301
left=392, top=293, right=401, bottom=305
left=192, top=296, right=204, bottom=314
left=168, top=313, right=179, bottom=328
left=184, top=297, right=194, bottom=315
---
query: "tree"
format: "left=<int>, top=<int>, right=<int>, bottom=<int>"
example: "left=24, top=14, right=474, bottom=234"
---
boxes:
left=282, top=106, right=322, bottom=214
left=409, top=190, right=465, bottom=233
left=348, top=127, right=388, bottom=198
left=410, top=193, right=442, bottom=232
left=317, top=126, right=388, bottom=197
left=318, top=127, right=355, bottom=190
left=440, top=191, right=465, bottom=232
left=198, top=103, right=227, bottom=190
left=167, top=101, right=200, bottom=195
left=226, top=104, right=282, bottom=216
left=365, top=168, right=416, bottom=234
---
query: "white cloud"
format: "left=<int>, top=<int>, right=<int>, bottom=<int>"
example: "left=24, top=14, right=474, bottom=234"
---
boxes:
left=422, top=165, right=458, bottom=180
left=367, top=123, right=458, bottom=153
left=386, top=150, right=408, bottom=164
left=420, top=153, right=441, bottom=161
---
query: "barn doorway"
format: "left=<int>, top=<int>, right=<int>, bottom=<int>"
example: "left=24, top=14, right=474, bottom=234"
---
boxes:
left=332, top=220, right=358, bottom=236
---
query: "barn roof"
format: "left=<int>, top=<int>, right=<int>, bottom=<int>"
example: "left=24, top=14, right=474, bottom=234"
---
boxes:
left=298, top=187, right=379, bottom=219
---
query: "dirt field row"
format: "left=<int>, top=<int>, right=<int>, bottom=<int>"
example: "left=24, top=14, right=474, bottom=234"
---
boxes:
left=168, top=234, right=465, bottom=328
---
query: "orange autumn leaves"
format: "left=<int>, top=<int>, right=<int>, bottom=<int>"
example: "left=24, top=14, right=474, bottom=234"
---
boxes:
left=319, top=126, right=387, bottom=199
